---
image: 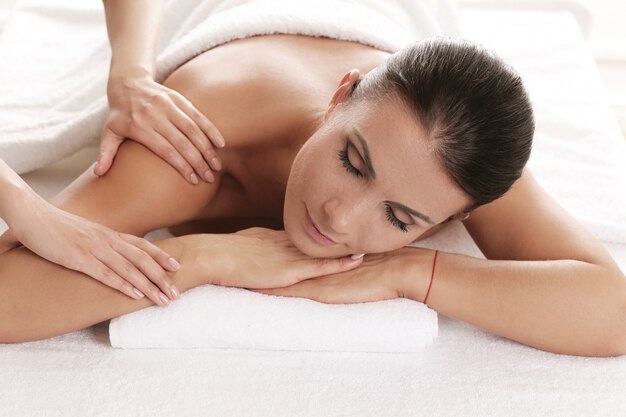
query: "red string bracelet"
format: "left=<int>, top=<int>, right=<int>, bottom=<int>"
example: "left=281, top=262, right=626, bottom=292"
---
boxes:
left=423, top=250, right=439, bottom=305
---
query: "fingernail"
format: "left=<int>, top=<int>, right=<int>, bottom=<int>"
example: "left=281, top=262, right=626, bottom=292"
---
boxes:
left=210, top=157, right=221, bottom=171
left=217, top=136, right=226, bottom=147
left=168, top=257, right=180, bottom=271
left=190, top=173, right=199, bottom=185
left=351, top=253, right=365, bottom=260
left=204, top=170, right=215, bottom=182
left=133, top=288, right=144, bottom=299
left=170, top=285, right=180, bottom=299
left=158, top=292, right=170, bottom=306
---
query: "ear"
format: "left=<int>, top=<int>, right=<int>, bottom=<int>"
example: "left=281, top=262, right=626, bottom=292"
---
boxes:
left=324, top=69, right=363, bottom=122
left=456, top=212, right=471, bottom=221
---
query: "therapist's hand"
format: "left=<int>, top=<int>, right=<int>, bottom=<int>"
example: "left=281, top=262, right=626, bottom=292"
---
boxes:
left=95, top=75, right=225, bottom=185
left=5, top=190, right=181, bottom=306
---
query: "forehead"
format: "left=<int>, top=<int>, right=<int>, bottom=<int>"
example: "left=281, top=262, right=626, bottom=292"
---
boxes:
left=344, top=97, right=471, bottom=222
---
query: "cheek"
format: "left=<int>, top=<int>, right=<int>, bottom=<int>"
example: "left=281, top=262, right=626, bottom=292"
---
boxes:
left=289, top=137, right=338, bottom=196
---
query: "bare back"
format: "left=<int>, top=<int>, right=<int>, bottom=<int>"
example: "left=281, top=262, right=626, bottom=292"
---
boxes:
left=160, top=34, right=391, bottom=235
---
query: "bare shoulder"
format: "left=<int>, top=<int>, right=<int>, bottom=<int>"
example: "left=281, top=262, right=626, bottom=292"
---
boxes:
left=162, top=39, right=322, bottom=148
left=462, top=167, right=618, bottom=267
left=48, top=141, right=223, bottom=237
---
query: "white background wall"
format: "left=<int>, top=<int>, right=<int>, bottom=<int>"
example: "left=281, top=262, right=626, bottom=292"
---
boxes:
left=457, top=0, right=626, bottom=139
left=0, top=0, right=624, bottom=138
left=586, top=0, right=626, bottom=138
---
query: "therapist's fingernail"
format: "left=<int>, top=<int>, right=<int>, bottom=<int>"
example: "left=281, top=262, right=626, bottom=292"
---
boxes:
left=351, top=253, right=365, bottom=260
left=133, top=288, right=145, bottom=299
left=170, top=285, right=180, bottom=299
left=217, top=136, right=225, bottom=147
left=158, top=292, right=170, bottom=306
left=190, top=173, right=199, bottom=185
left=168, top=257, right=180, bottom=271
left=210, top=157, right=221, bottom=171
left=204, top=170, right=215, bottom=182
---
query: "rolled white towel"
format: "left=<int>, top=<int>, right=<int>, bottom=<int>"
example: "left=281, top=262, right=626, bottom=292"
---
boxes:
left=109, top=284, right=438, bottom=352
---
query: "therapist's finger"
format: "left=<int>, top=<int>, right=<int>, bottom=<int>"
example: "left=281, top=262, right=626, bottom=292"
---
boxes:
left=140, top=129, right=198, bottom=184
left=85, top=257, right=147, bottom=302
left=171, top=93, right=226, bottom=149
left=115, top=236, right=179, bottom=301
left=95, top=246, right=170, bottom=307
left=95, top=129, right=125, bottom=176
left=120, top=233, right=180, bottom=273
left=155, top=118, right=211, bottom=183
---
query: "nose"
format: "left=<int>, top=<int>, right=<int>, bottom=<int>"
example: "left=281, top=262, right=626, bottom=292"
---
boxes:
left=322, top=195, right=368, bottom=236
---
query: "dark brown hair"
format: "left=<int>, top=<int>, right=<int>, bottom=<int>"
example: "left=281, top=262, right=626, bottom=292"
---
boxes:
left=352, top=37, right=535, bottom=215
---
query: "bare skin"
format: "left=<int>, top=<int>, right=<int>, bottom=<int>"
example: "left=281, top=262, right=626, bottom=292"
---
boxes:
left=0, top=34, right=624, bottom=352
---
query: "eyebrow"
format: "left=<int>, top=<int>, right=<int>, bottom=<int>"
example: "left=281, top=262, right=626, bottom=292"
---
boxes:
left=352, top=126, right=436, bottom=225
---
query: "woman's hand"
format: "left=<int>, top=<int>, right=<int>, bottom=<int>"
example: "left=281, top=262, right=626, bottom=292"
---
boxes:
left=95, top=75, right=226, bottom=185
left=172, top=227, right=367, bottom=290
left=248, top=247, right=431, bottom=304
left=4, top=189, right=181, bottom=306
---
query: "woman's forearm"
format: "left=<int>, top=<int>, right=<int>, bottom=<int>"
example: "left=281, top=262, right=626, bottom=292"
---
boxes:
left=398, top=250, right=626, bottom=357
left=102, top=0, right=164, bottom=81
left=0, top=236, right=209, bottom=343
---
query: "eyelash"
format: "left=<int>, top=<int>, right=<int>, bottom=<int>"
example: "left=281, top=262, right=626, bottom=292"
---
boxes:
left=337, top=142, right=410, bottom=233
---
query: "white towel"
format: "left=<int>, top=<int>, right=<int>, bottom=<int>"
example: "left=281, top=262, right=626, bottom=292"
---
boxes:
left=104, top=0, right=461, bottom=352
left=0, top=0, right=462, bottom=174
left=109, top=284, right=438, bottom=352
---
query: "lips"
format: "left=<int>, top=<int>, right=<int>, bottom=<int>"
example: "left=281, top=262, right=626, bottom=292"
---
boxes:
left=305, top=206, right=336, bottom=245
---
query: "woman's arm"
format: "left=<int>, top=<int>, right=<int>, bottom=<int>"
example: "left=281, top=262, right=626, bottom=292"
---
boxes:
left=0, top=138, right=224, bottom=343
left=0, top=157, right=184, bottom=303
left=0, top=68, right=311, bottom=343
left=398, top=168, right=626, bottom=357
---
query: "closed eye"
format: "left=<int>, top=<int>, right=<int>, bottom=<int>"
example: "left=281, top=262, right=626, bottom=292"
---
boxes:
left=337, top=140, right=410, bottom=232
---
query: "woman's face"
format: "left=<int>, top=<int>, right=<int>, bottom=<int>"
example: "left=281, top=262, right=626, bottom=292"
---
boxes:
left=283, top=72, right=473, bottom=258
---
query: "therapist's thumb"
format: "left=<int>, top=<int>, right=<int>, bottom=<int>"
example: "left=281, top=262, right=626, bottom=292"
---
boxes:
left=94, top=130, right=124, bottom=176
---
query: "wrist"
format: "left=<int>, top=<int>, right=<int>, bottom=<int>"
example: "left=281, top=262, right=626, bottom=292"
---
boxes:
left=153, top=234, right=232, bottom=292
left=2, top=181, right=42, bottom=231
left=394, top=247, right=437, bottom=303
left=107, top=65, right=154, bottom=96
left=109, top=61, right=154, bottom=80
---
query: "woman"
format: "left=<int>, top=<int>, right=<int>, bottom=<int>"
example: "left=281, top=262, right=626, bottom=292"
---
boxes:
left=0, top=32, right=624, bottom=357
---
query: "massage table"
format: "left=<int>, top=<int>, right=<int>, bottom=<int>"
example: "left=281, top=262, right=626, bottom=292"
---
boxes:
left=1, top=2, right=625, bottom=416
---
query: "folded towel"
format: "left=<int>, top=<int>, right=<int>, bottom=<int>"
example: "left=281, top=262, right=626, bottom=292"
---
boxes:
left=109, top=284, right=438, bottom=352
left=106, top=0, right=460, bottom=352
left=0, top=0, right=462, bottom=174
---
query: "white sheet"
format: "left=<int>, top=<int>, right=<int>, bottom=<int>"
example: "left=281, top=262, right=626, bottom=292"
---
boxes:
left=0, top=0, right=461, bottom=175
left=1, top=7, right=626, bottom=417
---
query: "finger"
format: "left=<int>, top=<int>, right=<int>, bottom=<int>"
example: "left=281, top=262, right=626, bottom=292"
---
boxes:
left=249, top=280, right=325, bottom=301
left=95, top=130, right=125, bottom=176
left=141, top=129, right=198, bottom=184
left=154, top=117, right=212, bottom=183
left=172, top=93, right=226, bottom=149
left=288, top=254, right=364, bottom=285
left=85, top=257, right=146, bottom=301
left=166, top=105, right=219, bottom=179
left=169, top=100, right=223, bottom=176
left=94, top=246, right=171, bottom=307
left=121, top=233, right=180, bottom=273
left=118, top=234, right=180, bottom=300
left=115, top=237, right=179, bottom=301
